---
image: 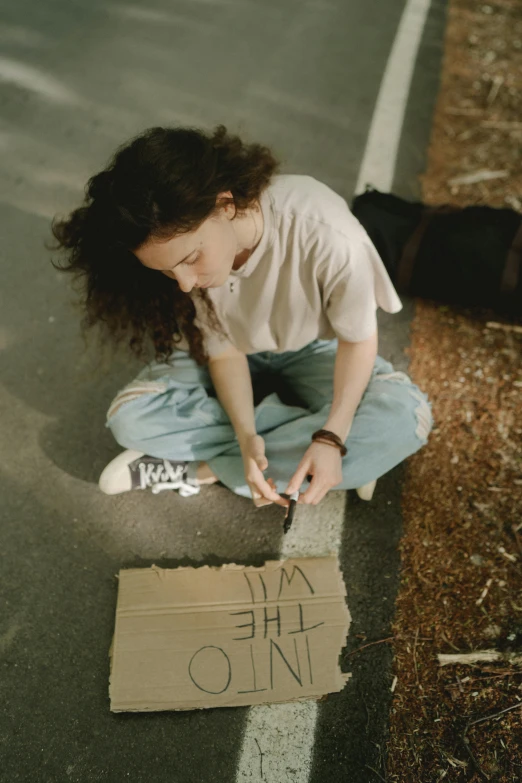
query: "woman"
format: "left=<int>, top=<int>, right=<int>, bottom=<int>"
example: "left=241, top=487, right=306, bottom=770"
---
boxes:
left=52, top=125, right=432, bottom=509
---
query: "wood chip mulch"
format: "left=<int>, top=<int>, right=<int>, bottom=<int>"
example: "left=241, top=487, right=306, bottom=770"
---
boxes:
left=386, top=1, right=522, bottom=781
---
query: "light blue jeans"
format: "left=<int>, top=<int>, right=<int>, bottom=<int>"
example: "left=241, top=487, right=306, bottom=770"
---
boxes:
left=106, top=339, right=432, bottom=498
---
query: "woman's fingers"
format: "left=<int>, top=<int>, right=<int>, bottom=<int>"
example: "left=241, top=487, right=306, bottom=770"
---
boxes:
left=252, top=494, right=274, bottom=508
left=266, top=477, right=278, bottom=493
left=242, top=436, right=287, bottom=507
left=249, top=475, right=288, bottom=507
left=290, top=443, right=344, bottom=505
left=285, top=459, right=311, bottom=496
left=300, top=468, right=341, bottom=505
left=250, top=435, right=269, bottom=471
left=299, top=479, right=328, bottom=505
left=252, top=487, right=287, bottom=507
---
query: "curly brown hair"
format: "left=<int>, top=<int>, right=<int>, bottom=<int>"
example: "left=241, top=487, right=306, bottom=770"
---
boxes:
left=51, top=125, right=279, bottom=365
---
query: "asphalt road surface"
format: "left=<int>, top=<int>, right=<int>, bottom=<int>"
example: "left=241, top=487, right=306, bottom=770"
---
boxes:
left=0, top=0, right=447, bottom=781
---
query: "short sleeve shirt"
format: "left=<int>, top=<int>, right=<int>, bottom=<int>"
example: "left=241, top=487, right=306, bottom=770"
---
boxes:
left=192, top=175, right=402, bottom=357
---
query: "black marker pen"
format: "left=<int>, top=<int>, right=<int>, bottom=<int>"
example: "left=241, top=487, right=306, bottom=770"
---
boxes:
left=283, top=491, right=299, bottom=534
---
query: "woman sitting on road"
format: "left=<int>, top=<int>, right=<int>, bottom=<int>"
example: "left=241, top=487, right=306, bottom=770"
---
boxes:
left=51, top=125, right=432, bottom=509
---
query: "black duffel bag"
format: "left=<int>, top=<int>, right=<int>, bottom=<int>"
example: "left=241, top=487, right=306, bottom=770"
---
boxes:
left=351, top=188, right=522, bottom=316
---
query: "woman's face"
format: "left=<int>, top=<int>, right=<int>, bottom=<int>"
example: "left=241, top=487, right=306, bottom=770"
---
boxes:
left=135, top=193, right=240, bottom=293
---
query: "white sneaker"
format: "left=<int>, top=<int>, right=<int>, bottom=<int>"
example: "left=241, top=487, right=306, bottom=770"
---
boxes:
left=99, top=449, right=201, bottom=497
left=355, top=480, right=377, bottom=501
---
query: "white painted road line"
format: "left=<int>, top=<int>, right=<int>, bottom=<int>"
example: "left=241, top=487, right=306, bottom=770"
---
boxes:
left=355, top=0, right=433, bottom=195
left=235, top=492, right=346, bottom=782
left=237, top=1, right=433, bottom=780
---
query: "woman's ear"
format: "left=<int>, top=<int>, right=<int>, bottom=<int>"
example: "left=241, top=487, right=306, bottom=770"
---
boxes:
left=216, top=191, right=236, bottom=218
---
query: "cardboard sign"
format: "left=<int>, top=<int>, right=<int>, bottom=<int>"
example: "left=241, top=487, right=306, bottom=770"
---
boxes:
left=109, top=556, right=351, bottom=712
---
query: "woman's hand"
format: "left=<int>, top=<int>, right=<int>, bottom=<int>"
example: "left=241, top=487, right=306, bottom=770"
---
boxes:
left=240, top=434, right=289, bottom=508
left=285, top=442, right=343, bottom=506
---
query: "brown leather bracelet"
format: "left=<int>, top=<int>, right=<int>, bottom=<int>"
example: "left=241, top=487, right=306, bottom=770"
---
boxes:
left=313, top=438, right=347, bottom=456
left=311, top=429, right=348, bottom=457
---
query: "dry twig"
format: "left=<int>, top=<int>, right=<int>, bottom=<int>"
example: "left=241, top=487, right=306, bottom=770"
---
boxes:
left=481, top=119, right=522, bottom=129
left=348, top=636, right=394, bottom=656
left=486, top=75, right=504, bottom=105
left=438, top=650, right=522, bottom=667
left=476, top=578, right=493, bottom=606
left=461, top=729, right=490, bottom=782
left=365, top=764, right=387, bottom=782
left=447, top=169, right=509, bottom=186
left=413, top=627, right=420, bottom=689
left=460, top=701, right=522, bottom=781
left=485, top=321, right=522, bottom=335
left=254, top=738, right=264, bottom=780
left=468, top=700, right=522, bottom=727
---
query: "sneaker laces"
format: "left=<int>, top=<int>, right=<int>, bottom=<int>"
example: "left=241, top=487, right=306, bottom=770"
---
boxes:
left=137, top=459, right=196, bottom=494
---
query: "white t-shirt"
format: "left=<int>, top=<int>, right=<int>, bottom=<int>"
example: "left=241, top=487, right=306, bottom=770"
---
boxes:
left=192, top=174, right=402, bottom=357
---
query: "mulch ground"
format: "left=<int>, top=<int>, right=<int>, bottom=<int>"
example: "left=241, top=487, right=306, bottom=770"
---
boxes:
left=386, top=1, right=522, bottom=781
